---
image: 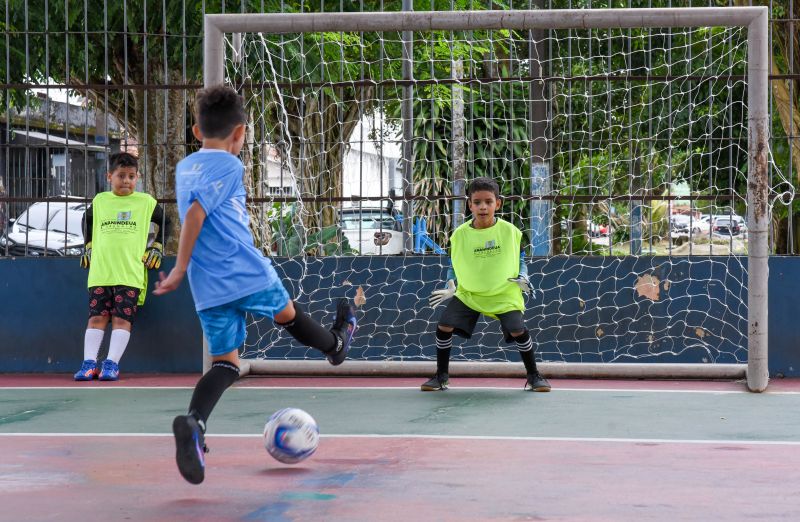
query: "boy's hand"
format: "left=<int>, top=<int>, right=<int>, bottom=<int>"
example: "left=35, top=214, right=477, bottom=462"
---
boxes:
left=508, top=276, right=535, bottom=296
left=153, top=268, right=184, bottom=296
left=429, top=279, right=456, bottom=307
left=142, top=242, right=163, bottom=270
left=80, top=242, right=92, bottom=269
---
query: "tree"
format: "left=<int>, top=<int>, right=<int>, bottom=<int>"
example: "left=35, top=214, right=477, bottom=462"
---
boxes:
left=0, top=0, right=407, bottom=253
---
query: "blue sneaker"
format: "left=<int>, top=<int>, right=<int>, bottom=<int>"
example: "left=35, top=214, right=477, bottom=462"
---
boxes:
left=98, top=359, right=120, bottom=381
left=327, top=298, right=357, bottom=366
left=172, top=414, right=207, bottom=484
left=74, top=360, right=98, bottom=381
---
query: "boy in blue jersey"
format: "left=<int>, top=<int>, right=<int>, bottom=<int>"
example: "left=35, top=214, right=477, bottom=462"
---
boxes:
left=153, top=85, right=357, bottom=485
left=425, top=177, right=550, bottom=393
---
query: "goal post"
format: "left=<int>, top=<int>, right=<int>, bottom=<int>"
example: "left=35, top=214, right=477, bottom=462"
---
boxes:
left=202, top=7, right=769, bottom=392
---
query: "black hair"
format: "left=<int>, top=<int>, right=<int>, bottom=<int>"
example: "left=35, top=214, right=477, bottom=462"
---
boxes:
left=467, top=177, right=500, bottom=199
left=194, top=85, right=247, bottom=139
left=108, top=152, right=138, bottom=172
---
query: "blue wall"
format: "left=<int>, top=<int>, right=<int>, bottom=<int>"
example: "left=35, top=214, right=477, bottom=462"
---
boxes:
left=0, top=256, right=798, bottom=376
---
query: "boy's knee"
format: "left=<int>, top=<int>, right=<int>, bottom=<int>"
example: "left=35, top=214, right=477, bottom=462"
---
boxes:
left=437, top=325, right=454, bottom=333
left=111, top=316, right=132, bottom=330
left=87, top=316, right=109, bottom=329
left=274, top=300, right=297, bottom=325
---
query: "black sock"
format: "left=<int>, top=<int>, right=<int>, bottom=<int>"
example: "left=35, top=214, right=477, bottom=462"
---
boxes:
left=276, top=302, right=338, bottom=353
left=513, top=331, right=538, bottom=375
left=188, top=361, right=239, bottom=430
left=436, top=328, right=453, bottom=375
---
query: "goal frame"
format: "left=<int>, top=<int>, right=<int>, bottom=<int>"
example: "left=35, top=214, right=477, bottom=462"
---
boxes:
left=203, top=7, right=770, bottom=392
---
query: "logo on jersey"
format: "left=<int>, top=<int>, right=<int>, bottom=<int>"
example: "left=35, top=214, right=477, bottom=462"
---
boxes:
left=101, top=210, right=138, bottom=234
left=473, top=239, right=501, bottom=258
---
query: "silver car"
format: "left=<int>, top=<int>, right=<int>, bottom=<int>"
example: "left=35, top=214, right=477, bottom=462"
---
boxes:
left=1, top=198, right=86, bottom=256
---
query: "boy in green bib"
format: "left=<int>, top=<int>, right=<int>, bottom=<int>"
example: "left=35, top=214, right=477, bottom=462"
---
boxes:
left=425, top=177, right=550, bottom=392
left=73, top=152, right=168, bottom=381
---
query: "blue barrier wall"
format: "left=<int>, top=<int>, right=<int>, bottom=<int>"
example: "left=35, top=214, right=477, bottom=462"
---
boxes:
left=0, top=256, right=798, bottom=376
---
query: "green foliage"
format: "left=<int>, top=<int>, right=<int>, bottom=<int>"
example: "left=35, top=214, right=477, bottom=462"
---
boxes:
left=271, top=204, right=356, bottom=256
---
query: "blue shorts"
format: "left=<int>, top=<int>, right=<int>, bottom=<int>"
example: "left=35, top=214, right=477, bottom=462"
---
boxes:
left=197, top=284, right=291, bottom=356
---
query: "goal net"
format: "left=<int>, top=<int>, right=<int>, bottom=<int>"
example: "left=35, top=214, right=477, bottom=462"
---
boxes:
left=204, top=8, right=770, bottom=391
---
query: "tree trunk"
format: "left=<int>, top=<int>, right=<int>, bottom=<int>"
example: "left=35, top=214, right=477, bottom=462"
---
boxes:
left=133, top=70, right=186, bottom=254
left=285, top=86, right=372, bottom=253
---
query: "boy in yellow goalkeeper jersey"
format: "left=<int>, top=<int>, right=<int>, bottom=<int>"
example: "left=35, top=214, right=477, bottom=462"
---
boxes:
left=73, top=152, right=167, bottom=381
left=425, top=177, right=550, bottom=392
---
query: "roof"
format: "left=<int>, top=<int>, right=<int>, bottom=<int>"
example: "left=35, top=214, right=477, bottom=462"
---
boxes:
left=10, top=129, right=106, bottom=152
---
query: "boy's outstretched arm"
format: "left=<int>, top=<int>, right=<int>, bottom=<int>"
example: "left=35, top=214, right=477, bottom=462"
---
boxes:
left=153, top=201, right=206, bottom=295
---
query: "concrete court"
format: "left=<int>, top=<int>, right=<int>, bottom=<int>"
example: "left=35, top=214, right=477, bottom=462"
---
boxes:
left=0, top=375, right=798, bottom=522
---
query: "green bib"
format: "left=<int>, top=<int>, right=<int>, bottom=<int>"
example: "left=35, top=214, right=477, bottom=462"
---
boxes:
left=451, top=218, right=524, bottom=316
left=87, top=192, right=157, bottom=305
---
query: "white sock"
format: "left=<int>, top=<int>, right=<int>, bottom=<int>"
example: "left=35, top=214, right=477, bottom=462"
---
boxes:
left=106, top=329, right=131, bottom=364
left=83, top=328, right=105, bottom=361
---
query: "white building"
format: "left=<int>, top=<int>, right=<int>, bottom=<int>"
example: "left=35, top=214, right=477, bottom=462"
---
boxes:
left=264, top=116, right=402, bottom=205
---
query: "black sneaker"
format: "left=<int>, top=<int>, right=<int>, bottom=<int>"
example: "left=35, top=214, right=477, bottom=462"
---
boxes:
left=328, top=298, right=357, bottom=366
left=420, top=373, right=449, bottom=391
left=172, top=414, right=208, bottom=484
left=525, top=372, right=551, bottom=392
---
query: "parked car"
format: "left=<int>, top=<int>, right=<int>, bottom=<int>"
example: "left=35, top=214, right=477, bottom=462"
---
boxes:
left=340, top=206, right=404, bottom=255
left=711, top=217, right=741, bottom=237
left=0, top=198, right=86, bottom=256
left=671, top=214, right=711, bottom=236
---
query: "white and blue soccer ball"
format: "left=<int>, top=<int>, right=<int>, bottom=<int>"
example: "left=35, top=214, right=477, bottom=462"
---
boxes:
left=263, top=407, right=319, bottom=464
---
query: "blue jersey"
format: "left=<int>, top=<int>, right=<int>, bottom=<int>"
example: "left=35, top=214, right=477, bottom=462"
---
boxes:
left=176, top=149, right=280, bottom=311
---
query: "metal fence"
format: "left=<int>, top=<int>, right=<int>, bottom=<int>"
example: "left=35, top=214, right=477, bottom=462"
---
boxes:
left=0, top=0, right=797, bottom=257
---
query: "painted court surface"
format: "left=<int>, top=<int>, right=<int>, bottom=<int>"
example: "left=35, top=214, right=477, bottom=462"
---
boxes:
left=1, top=376, right=799, bottom=521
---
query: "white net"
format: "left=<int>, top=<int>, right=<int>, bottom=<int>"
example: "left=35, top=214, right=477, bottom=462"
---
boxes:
left=222, top=21, right=765, bottom=366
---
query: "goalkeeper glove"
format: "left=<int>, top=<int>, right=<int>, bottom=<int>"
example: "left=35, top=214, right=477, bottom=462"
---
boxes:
left=429, top=279, right=456, bottom=308
left=80, top=242, right=92, bottom=269
left=508, top=275, right=535, bottom=297
left=142, top=242, right=163, bottom=270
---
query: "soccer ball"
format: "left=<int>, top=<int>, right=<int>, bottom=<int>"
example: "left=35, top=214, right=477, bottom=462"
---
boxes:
left=263, top=408, right=319, bottom=464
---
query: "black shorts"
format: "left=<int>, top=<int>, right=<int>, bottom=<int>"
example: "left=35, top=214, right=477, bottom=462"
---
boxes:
left=438, top=296, right=526, bottom=343
left=88, top=286, right=140, bottom=324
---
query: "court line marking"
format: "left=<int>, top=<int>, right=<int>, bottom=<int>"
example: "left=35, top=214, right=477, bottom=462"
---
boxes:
left=1, top=386, right=798, bottom=394
left=0, top=432, right=799, bottom=445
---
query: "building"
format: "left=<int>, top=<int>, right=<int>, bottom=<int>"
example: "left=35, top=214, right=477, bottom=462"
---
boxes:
left=0, top=92, right=124, bottom=219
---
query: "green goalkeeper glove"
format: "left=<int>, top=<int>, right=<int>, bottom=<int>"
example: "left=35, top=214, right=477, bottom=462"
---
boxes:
left=142, top=242, right=163, bottom=270
left=80, top=242, right=92, bottom=269
left=429, top=279, right=456, bottom=308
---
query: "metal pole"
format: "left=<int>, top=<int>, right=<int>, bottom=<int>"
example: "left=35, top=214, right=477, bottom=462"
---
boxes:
left=201, top=17, right=225, bottom=374
left=529, top=0, right=550, bottom=256
left=205, top=8, right=766, bottom=34
left=746, top=8, right=769, bottom=392
left=204, top=19, right=224, bottom=87
left=452, top=58, right=465, bottom=229
left=401, top=0, right=414, bottom=252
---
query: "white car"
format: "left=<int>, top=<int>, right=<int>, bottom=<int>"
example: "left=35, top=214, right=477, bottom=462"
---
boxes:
left=671, top=214, right=711, bottom=235
left=340, top=207, right=404, bottom=255
left=1, top=198, right=86, bottom=256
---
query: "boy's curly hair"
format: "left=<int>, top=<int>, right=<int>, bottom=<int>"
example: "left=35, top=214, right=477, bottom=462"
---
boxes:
left=194, top=85, right=247, bottom=139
